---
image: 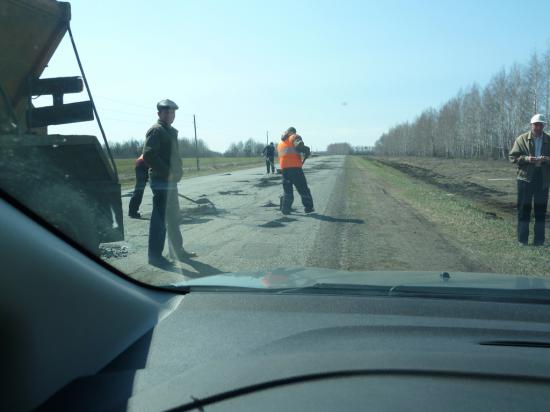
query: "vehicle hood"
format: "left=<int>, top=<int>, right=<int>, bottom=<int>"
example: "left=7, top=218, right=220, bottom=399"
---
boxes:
left=171, top=267, right=549, bottom=290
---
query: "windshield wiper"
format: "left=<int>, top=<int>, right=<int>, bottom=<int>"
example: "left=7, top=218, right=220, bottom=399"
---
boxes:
left=275, top=283, right=550, bottom=304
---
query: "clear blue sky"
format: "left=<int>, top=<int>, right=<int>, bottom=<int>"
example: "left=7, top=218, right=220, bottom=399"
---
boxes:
left=42, top=0, right=550, bottom=152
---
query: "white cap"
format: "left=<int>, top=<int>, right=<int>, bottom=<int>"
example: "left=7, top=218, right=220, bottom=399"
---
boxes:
left=530, top=114, right=546, bottom=124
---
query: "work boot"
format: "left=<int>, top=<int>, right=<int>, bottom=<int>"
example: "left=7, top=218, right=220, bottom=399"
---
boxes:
left=304, top=207, right=315, bottom=214
left=148, top=256, right=174, bottom=270
left=129, top=211, right=141, bottom=219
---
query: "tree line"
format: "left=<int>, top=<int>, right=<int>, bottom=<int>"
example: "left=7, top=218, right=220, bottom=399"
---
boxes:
left=108, top=137, right=220, bottom=159
left=224, top=138, right=267, bottom=157
left=108, top=136, right=372, bottom=159
left=375, top=46, right=550, bottom=159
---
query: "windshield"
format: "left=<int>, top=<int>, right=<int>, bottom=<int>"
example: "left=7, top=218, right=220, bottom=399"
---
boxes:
left=1, top=0, right=549, bottom=290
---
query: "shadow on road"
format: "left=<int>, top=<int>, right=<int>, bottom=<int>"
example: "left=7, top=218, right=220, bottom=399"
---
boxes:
left=305, top=213, right=364, bottom=224
left=179, top=217, right=213, bottom=225
left=178, top=259, right=225, bottom=278
left=259, top=216, right=298, bottom=228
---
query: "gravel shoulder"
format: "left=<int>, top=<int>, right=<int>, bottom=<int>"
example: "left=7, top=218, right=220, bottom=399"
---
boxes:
left=307, top=156, right=489, bottom=273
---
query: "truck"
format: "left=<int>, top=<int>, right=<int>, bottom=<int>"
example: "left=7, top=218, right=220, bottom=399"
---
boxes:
left=0, top=0, right=124, bottom=254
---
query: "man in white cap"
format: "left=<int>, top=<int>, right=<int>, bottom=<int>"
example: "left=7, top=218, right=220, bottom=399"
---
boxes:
left=143, top=99, right=197, bottom=269
left=509, top=114, right=550, bottom=246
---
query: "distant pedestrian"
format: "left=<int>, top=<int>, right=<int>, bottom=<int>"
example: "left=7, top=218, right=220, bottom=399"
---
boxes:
left=143, top=99, right=197, bottom=269
left=509, top=114, right=550, bottom=246
left=128, top=154, right=148, bottom=218
left=277, top=127, right=314, bottom=215
left=262, top=142, right=276, bottom=174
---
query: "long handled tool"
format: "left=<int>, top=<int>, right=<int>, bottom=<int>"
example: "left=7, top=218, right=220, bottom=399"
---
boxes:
left=178, top=193, right=215, bottom=207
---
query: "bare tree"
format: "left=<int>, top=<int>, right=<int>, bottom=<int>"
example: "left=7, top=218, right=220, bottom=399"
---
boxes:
left=374, top=47, right=550, bottom=160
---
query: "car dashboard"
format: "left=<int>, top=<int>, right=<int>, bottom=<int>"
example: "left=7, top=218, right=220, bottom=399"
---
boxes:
left=39, top=292, right=550, bottom=411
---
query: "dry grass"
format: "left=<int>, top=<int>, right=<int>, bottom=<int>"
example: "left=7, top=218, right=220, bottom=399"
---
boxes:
left=359, top=156, right=549, bottom=277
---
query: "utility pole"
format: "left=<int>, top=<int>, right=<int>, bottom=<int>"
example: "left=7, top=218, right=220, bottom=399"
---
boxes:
left=193, top=114, right=200, bottom=171
left=266, top=130, right=269, bottom=145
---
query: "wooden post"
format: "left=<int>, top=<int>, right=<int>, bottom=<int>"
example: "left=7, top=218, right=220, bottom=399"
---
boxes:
left=194, top=114, right=200, bottom=171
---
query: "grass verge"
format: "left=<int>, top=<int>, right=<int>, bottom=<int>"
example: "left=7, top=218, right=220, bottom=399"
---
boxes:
left=357, top=156, right=549, bottom=277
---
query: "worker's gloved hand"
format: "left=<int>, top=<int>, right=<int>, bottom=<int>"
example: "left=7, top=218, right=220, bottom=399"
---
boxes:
left=304, top=146, right=311, bottom=158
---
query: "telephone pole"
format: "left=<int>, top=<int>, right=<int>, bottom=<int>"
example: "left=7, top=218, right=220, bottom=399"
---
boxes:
left=193, top=114, right=200, bottom=171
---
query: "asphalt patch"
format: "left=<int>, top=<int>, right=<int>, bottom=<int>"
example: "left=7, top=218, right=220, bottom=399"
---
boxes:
left=308, top=163, right=338, bottom=171
left=180, top=205, right=219, bottom=216
left=259, top=221, right=285, bottom=228
left=254, top=177, right=281, bottom=188
left=219, top=190, right=247, bottom=196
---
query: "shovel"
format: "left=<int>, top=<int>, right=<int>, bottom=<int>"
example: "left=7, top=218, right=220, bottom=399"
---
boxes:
left=178, top=193, right=215, bottom=207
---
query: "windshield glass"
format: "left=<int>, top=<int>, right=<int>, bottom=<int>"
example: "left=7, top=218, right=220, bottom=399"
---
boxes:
left=1, top=0, right=549, bottom=290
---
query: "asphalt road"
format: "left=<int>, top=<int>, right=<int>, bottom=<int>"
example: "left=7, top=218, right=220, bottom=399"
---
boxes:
left=103, top=155, right=487, bottom=286
left=105, top=156, right=348, bottom=285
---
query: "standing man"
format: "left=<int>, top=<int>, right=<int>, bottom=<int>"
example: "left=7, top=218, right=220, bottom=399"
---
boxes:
left=509, top=114, right=550, bottom=246
left=128, top=154, right=148, bottom=218
left=262, top=142, right=276, bottom=174
left=277, top=127, right=314, bottom=215
left=143, top=99, right=197, bottom=269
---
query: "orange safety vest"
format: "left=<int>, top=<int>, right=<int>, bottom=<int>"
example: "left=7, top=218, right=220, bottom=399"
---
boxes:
left=277, top=134, right=302, bottom=169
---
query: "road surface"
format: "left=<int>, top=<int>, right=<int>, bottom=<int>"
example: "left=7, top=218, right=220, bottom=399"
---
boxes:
left=103, top=155, right=488, bottom=286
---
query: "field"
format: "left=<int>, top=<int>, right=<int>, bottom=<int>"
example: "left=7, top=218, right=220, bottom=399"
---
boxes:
left=116, top=156, right=265, bottom=188
left=363, top=156, right=549, bottom=276
left=373, top=156, right=517, bottom=215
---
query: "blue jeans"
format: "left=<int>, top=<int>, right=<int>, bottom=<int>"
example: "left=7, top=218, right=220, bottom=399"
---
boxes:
left=149, top=179, right=183, bottom=259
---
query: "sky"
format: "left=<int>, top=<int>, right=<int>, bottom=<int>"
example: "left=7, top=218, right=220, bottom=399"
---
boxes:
left=40, top=0, right=550, bottom=153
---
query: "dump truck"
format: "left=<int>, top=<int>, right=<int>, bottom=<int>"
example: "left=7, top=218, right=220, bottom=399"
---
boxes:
left=0, top=0, right=124, bottom=254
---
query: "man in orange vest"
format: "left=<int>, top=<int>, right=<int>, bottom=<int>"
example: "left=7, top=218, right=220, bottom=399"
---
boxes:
left=128, top=153, right=148, bottom=219
left=277, top=127, right=314, bottom=215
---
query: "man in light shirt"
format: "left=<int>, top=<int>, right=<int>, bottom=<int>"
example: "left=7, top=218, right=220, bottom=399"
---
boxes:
left=509, top=114, right=550, bottom=246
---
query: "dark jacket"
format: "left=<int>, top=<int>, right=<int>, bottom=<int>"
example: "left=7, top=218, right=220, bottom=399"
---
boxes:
left=509, top=131, right=550, bottom=188
left=143, top=120, right=183, bottom=182
left=262, top=144, right=275, bottom=158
